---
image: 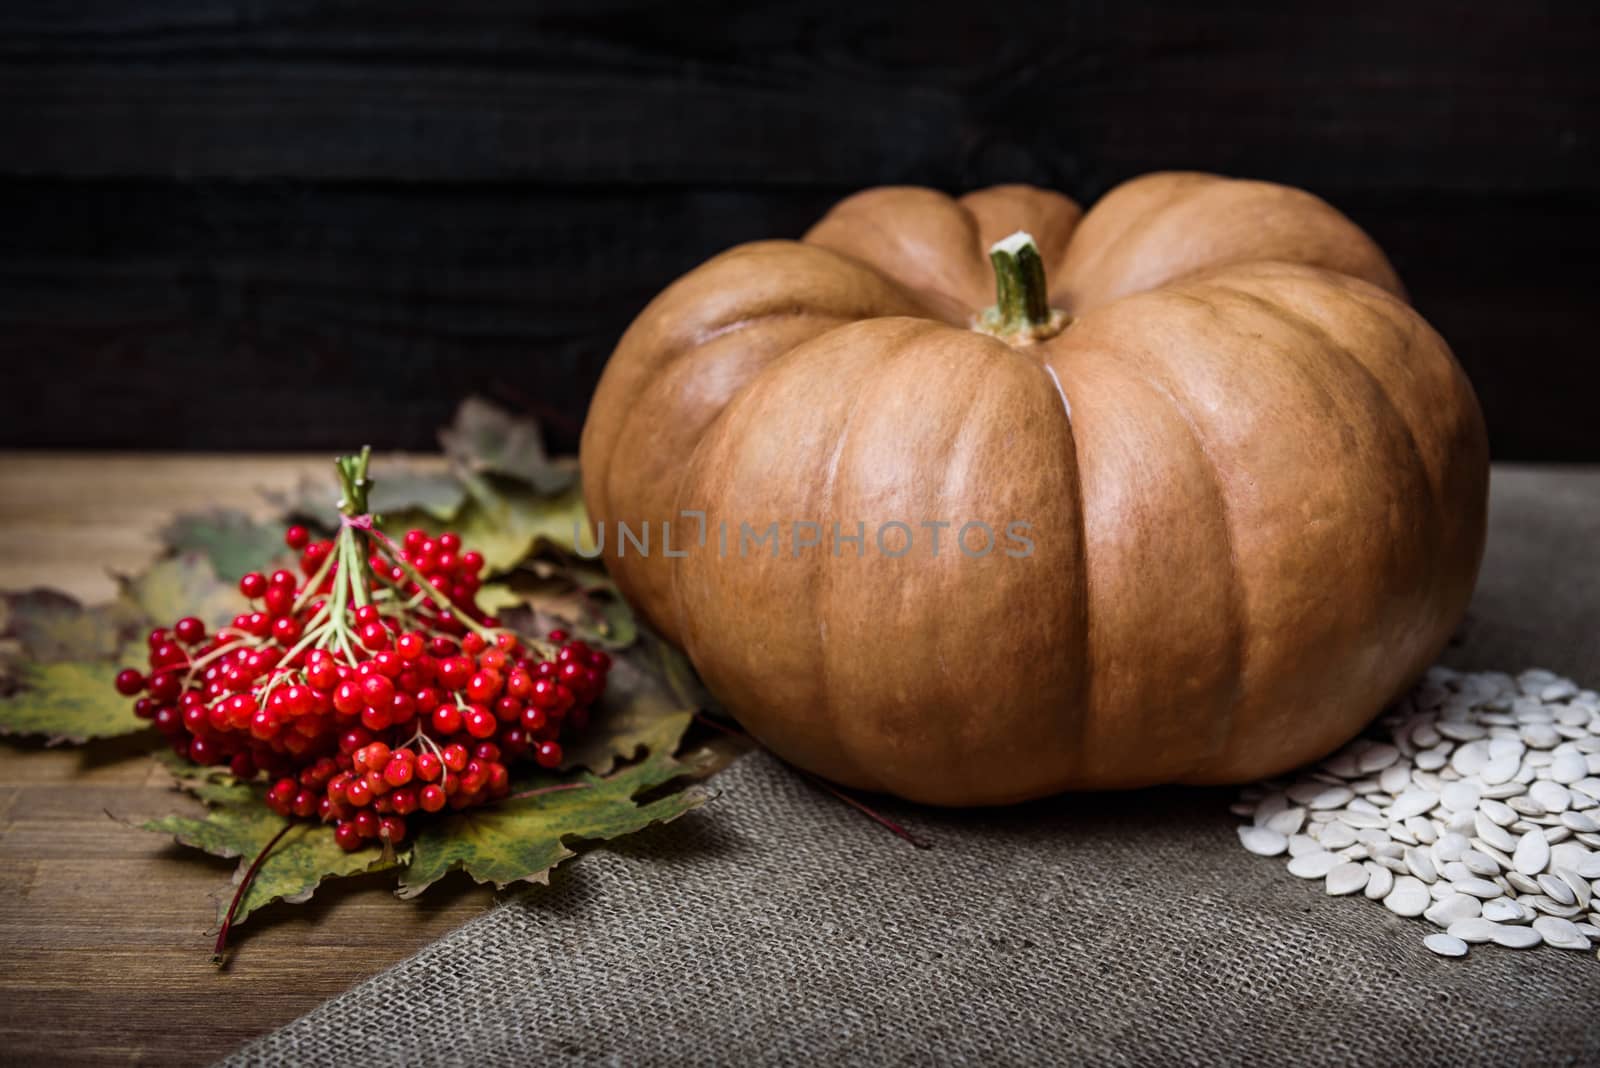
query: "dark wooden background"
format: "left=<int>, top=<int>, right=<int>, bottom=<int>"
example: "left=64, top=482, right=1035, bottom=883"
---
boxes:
left=2, top=1, right=1596, bottom=458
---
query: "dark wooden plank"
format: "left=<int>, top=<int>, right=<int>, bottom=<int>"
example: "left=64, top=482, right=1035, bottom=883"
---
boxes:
left=0, top=0, right=1594, bottom=190
left=1, top=179, right=1595, bottom=459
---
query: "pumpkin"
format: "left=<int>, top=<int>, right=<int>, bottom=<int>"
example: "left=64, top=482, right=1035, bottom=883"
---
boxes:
left=579, top=172, right=1488, bottom=805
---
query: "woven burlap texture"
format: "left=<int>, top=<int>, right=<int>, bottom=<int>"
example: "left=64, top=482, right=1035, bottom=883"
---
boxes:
left=224, top=466, right=1600, bottom=1067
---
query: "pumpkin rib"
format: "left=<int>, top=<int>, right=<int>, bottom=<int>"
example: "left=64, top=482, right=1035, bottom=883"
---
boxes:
left=1218, top=275, right=1464, bottom=704
left=1121, top=274, right=1445, bottom=781
left=1031, top=357, right=1095, bottom=790
left=1117, top=362, right=1251, bottom=779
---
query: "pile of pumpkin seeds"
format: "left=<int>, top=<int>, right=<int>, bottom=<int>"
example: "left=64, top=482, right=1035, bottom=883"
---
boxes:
left=1232, top=666, right=1600, bottom=961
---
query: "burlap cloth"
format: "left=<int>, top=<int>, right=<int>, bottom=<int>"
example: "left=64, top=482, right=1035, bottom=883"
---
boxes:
left=225, top=465, right=1600, bottom=1067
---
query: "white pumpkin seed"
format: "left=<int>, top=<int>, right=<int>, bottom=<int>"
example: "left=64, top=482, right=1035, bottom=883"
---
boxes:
left=1232, top=668, right=1600, bottom=966
left=1325, top=862, right=1368, bottom=896
left=1490, top=924, right=1543, bottom=949
left=1532, top=916, right=1590, bottom=950
left=1423, top=893, right=1480, bottom=927
left=1446, top=917, right=1499, bottom=943
left=1482, top=897, right=1532, bottom=923
left=1363, top=862, right=1394, bottom=900
left=1513, top=830, right=1551, bottom=875
left=1383, top=876, right=1430, bottom=917
left=1424, top=932, right=1469, bottom=957
left=1236, top=825, right=1288, bottom=856
left=1286, top=850, right=1340, bottom=879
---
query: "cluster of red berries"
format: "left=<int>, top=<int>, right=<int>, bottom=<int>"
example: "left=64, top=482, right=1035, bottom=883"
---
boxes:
left=115, top=520, right=609, bottom=853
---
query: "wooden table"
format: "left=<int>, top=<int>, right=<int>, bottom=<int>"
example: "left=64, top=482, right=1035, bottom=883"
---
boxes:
left=0, top=454, right=498, bottom=1065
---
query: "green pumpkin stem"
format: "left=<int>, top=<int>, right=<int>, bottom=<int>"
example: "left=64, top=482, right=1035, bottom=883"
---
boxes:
left=975, top=231, right=1069, bottom=344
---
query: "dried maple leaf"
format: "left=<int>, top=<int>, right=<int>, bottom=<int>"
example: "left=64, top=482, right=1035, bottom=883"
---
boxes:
left=118, top=552, right=238, bottom=631
left=158, top=510, right=294, bottom=584
left=0, top=588, right=145, bottom=663
left=0, top=659, right=149, bottom=744
left=398, top=712, right=708, bottom=898
left=439, top=396, right=576, bottom=495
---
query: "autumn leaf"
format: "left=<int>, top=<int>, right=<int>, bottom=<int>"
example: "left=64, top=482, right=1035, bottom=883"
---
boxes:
left=144, top=787, right=399, bottom=926
left=383, top=475, right=587, bottom=575
left=439, top=397, right=576, bottom=495
left=0, top=658, right=146, bottom=744
left=367, top=467, right=466, bottom=522
left=397, top=712, right=708, bottom=898
left=119, top=552, right=239, bottom=631
left=478, top=560, right=638, bottom=651
left=0, top=588, right=146, bottom=663
left=159, top=510, right=293, bottom=584
left=151, top=749, right=257, bottom=806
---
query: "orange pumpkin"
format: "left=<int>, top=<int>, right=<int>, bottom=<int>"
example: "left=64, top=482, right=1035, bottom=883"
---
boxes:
left=580, top=173, right=1488, bottom=805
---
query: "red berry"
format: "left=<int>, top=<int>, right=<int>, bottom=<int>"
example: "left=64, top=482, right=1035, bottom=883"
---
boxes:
left=416, top=752, right=443, bottom=782
left=264, top=585, right=293, bottom=617
left=239, top=572, right=268, bottom=598
left=345, top=777, right=373, bottom=807
left=431, top=704, right=463, bottom=735
left=535, top=741, right=563, bottom=768
left=353, top=810, right=379, bottom=838
left=360, top=703, right=393, bottom=731
left=464, top=706, right=497, bottom=739
left=520, top=706, right=548, bottom=732
left=334, top=821, right=363, bottom=851
left=272, top=615, right=302, bottom=644
left=419, top=784, right=447, bottom=812
left=285, top=525, right=310, bottom=550
left=360, top=674, right=395, bottom=709
left=148, top=670, right=182, bottom=703
left=546, top=628, right=568, bottom=643
left=396, top=632, right=425, bottom=660
left=441, top=743, right=469, bottom=772
left=114, top=669, right=146, bottom=696
left=173, top=617, right=206, bottom=645
left=333, top=680, right=363, bottom=716
left=466, top=670, right=502, bottom=703
left=462, top=632, right=486, bottom=655
left=437, top=656, right=473, bottom=691
left=378, top=816, right=407, bottom=844
left=389, top=786, right=418, bottom=815
left=383, top=752, right=415, bottom=787
left=359, top=622, right=391, bottom=651
left=339, top=727, right=374, bottom=755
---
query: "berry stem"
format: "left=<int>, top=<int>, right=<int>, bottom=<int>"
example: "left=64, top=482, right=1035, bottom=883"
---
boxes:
left=213, top=820, right=293, bottom=966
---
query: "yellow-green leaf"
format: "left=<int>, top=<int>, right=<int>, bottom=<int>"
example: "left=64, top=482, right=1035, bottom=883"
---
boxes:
left=0, top=658, right=146, bottom=744
left=397, top=712, right=709, bottom=899
left=144, top=794, right=398, bottom=926
left=159, top=510, right=293, bottom=584
left=554, top=627, right=705, bottom=776
left=384, top=476, right=587, bottom=575
left=119, top=553, right=239, bottom=631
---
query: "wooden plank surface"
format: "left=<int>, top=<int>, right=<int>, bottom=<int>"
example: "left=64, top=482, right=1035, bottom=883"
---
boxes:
left=0, top=453, right=498, bottom=1066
